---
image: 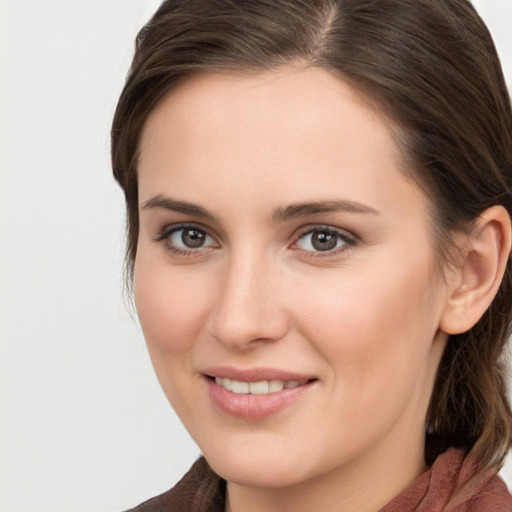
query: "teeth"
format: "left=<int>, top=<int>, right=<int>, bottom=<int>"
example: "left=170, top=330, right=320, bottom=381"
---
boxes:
left=214, top=377, right=308, bottom=394
left=232, top=381, right=249, bottom=394
left=215, top=376, right=232, bottom=391
left=269, top=380, right=284, bottom=393
left=249, top=381, right=269, bottom=394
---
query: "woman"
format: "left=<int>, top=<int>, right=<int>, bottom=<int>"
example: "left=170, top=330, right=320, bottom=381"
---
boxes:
left=111, top=0, right=512, bottom=510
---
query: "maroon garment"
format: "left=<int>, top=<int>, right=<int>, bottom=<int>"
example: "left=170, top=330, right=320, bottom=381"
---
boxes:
left=125, top=449, right=512, bottom=512
left=124, top=458, right=225, bottom=512
left=381, top=449, right=512, bottom=512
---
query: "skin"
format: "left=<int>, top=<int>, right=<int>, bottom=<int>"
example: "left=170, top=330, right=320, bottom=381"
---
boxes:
left=133, top=65, right=491, bottom=512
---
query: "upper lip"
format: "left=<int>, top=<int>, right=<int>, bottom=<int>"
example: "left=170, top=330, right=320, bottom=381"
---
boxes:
left=203, top=366, right=316, bottom=382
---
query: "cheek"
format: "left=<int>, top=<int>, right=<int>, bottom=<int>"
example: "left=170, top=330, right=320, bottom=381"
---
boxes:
left=290, top=265, right=443, bottom=458
left=133, top=250, right=214, bottom=358
left=294, top=258, right=441, bottom=391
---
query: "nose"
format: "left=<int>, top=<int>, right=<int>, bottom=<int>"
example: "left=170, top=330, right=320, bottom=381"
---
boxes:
left=209, top=250, right=289, bottom=350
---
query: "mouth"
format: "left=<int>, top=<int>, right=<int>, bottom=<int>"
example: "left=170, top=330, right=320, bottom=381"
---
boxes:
left=203, top=368, right=317, bottom=420
left=208, top=376, right=311, bottom=395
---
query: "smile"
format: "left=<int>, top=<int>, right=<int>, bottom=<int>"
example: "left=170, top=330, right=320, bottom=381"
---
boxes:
left=204, top=370, right=316, bottom=420
left=214, top=377, right=309, bottom=394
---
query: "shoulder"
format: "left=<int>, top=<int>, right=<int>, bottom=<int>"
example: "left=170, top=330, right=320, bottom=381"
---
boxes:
left=382, top=449, right=512, bottom=512
left=123, top=457, right=225, bottom=512
left=463, top=472, right=512, bottom=512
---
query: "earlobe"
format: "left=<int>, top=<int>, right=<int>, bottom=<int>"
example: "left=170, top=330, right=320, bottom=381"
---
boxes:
left=440, top=205, right=512, bottom=335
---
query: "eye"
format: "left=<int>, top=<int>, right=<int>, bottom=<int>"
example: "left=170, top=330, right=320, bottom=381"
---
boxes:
left=293, top=227, right=355, bottom=254
left=155, top=224, right=218, bottom=255
left=171, top=227, right=209, bottom=248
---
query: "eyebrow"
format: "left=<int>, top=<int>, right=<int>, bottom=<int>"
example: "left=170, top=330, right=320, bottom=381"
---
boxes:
left=142, top=195, right=214, bottom=219
left=141, top=195, right=379, bottom=222
left=271, top=199, right=379, bottom=222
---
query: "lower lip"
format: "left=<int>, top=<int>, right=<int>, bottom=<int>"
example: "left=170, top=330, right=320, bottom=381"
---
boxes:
left=205, top=377, right=314, bottom=420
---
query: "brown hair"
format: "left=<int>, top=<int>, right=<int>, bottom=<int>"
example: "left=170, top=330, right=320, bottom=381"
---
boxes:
left=111, top=0, right=512, bottom=468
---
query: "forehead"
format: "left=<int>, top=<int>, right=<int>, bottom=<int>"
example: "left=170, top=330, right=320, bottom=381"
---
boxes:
left=139, top=65, right=396, bottom=165
left=137, top=65, right=425, bottom=219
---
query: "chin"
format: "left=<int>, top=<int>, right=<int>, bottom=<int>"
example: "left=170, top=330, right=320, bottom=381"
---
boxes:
left=207, top=453, right=311, bottom=488
left=197, top=434, right=332, bottom=489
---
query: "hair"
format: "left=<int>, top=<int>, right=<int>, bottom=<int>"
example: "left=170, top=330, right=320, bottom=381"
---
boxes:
left=111, top=0, right=512, bottom=469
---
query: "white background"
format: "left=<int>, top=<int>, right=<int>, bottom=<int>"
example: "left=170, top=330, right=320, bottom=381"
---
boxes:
left=1, top=1, right=512, bottom=511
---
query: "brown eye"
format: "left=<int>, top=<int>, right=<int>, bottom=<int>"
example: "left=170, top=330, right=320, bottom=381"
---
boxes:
left=311, top=231, right=337, bottom=251
left=181, top=228, right=206, bottom=248
left=156, top=225, right=218, bottom=254
left=294, top=227, right=355, bottom=254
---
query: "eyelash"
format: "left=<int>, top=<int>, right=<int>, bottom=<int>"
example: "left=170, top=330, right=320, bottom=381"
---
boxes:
left=291, top=225, right=357, bottom=257
left=153, top=223, right=357, bottom=258
left=153, top=223, right=218, bottom=257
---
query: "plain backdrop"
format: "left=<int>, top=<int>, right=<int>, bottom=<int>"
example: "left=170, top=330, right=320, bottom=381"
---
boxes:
left=1, top=1, right=512, bottom=511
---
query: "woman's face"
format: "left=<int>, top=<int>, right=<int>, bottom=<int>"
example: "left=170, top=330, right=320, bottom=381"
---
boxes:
left=135, top=66, right=451, bottom=490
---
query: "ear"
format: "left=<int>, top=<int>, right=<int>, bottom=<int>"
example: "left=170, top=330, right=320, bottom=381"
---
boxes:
left=440, top=205, right=511, bottom=335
